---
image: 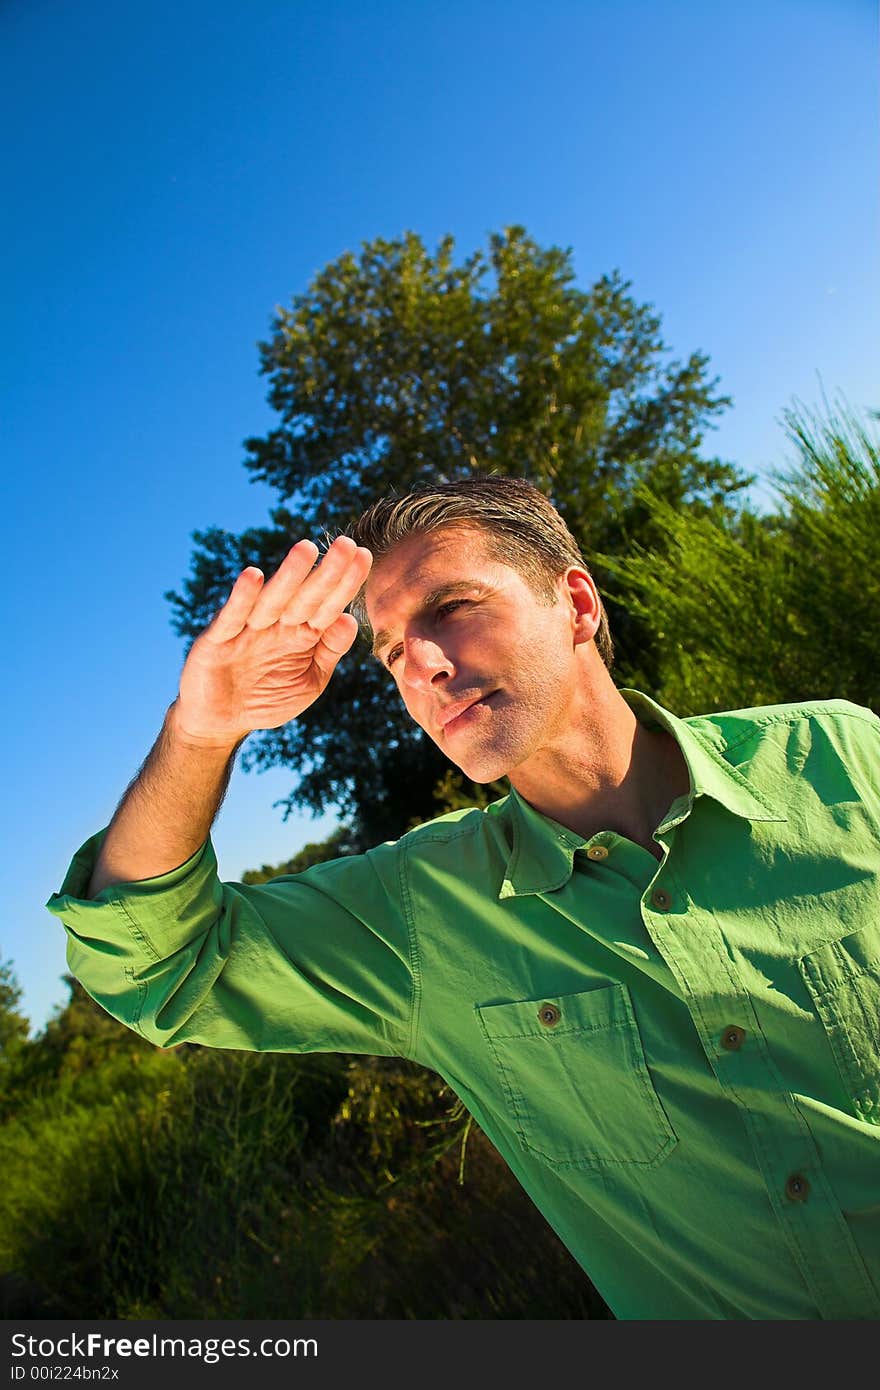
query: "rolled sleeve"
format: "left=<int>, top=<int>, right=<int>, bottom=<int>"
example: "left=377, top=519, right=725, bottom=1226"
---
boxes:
left=46, top=831, right=417, bottom=1058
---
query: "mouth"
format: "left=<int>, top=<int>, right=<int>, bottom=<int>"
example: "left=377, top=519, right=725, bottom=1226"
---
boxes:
left=438, top=690, right=499, bottom=734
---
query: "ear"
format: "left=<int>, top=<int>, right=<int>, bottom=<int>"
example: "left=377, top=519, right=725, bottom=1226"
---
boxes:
left=560, top=568, right=602, bottom=647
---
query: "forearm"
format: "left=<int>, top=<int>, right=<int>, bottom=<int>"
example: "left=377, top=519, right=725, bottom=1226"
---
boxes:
left=87, top=701, right=241, bottom=897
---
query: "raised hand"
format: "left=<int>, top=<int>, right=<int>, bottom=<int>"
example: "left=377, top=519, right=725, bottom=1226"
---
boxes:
left=173, top=535, right=373, bottom=748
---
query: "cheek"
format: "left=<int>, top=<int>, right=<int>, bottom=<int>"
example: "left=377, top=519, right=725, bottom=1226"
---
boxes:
left=515, top=643, right=576, bottom=707
left=398, top=686, right=429, bottom=730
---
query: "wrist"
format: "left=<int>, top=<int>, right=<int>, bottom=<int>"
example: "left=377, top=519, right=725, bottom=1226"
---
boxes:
left=165, top=700, right=245, bottom=757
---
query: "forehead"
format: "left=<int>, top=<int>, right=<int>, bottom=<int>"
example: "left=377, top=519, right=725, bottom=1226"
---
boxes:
left=364, top=524, right=511, bottom=628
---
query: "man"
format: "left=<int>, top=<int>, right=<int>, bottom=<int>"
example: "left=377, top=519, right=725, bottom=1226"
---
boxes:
left=48, top=477, right=880, bottom=1319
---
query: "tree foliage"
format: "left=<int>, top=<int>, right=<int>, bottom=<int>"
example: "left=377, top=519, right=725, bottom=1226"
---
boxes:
left=166, top=226, right=748, bottom=840
left=0, top=970, right=606, bottom=1318
left=0, top=961, right=28, bottom=1056
left=599, top=398, right=880, bottom=715
left=0, top=960, right=29, bottom=1114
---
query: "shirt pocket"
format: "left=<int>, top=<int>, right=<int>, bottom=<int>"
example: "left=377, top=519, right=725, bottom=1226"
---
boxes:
left=476, top=983, right=677, bottom=1170
left=799, top=925, right=880, bottom=1125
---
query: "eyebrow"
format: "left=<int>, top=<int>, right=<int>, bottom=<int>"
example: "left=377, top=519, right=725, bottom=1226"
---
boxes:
left=371, top=581, right=484, bottom=661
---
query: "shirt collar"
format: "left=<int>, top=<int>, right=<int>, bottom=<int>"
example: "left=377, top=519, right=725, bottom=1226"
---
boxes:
left=621, top=689, right=786, bottom=831
left=498, top=688, right=787, bottom=899
left=499, top=790, right=583, bottom=899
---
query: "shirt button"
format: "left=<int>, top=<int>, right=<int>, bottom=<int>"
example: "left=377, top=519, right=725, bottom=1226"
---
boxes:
left=720, top=1025, right=746, bottom=1051
left=586, top=845, right=609, bottom=861
left=785, top=1173, right=810, bottom=1202
left=651, top=888, right=672, bottom=911
left=537, top=1003, right=562, bottom=1027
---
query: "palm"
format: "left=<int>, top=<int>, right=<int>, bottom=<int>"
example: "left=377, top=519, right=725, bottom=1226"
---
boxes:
left=176, top=537, right=373, bottom=746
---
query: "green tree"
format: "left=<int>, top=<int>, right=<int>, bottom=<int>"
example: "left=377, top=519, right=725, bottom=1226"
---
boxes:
left=3, top=973, right=162, bottom=1114
left=598, top=398, right=880, bottom=715
left=0, top=961, right=28, bottom=1056
left=166, top=226, right=749, bottom=840
left=0, top=972, right=603, bottom=1318
left=0, top=960, right=30, bottom=1113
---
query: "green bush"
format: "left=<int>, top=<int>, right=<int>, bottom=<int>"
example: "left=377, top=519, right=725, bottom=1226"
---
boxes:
left=0, top=1033, right=607, bottom=1318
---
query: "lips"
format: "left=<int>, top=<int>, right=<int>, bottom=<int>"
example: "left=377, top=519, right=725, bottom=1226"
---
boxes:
left=438, top=690, right=497, bottom=732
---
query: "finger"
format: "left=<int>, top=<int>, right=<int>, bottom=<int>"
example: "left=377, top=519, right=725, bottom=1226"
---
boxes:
left=279, top=538, right=371, bottom=629
left=277, top=535, right=359, bottom=623
left=246, top=539, right=320, bottom=631
left=205, top=568, right=265, bottom=642
left=311, top=612, right=359, bottom=683
left=306, top=545, right=373, bottom=631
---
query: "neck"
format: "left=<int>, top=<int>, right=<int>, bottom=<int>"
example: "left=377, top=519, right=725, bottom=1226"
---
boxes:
left=509, top=679, right=689, bottom=858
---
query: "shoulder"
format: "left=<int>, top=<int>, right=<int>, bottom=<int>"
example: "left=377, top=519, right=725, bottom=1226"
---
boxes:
left=685, top=698, right=879, bottom=807
left=398, top=799, right=510, bottom=846
left=256, top=800, right=513, bottom=904
left=685, top=698, right=879, bottom=755
left=360, top=797, right=514, bottom=882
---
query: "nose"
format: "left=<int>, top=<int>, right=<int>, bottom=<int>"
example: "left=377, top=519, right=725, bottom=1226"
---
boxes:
left=399, top=636, right=453, bottom=691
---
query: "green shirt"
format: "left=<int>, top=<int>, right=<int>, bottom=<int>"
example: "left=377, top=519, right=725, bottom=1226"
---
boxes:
left=47, top=691, right=880, bottom=1320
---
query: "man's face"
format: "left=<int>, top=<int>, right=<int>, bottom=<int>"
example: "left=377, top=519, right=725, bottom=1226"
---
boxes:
left=364, top=525, right=587, bottom=784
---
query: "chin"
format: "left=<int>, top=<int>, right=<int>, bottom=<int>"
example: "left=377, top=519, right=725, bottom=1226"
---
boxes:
left=446, top=745, right=518, bottom=787
left=457, top=765, right=509, bottom=787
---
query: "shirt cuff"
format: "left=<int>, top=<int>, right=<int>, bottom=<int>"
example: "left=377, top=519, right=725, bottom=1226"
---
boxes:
left=46, top=830, right=217, bottom=961
left=54, top=829, right=209, bottom=897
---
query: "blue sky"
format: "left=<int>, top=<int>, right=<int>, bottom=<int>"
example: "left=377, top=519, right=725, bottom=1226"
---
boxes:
left=3, top=0, right=877, bottom=1033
